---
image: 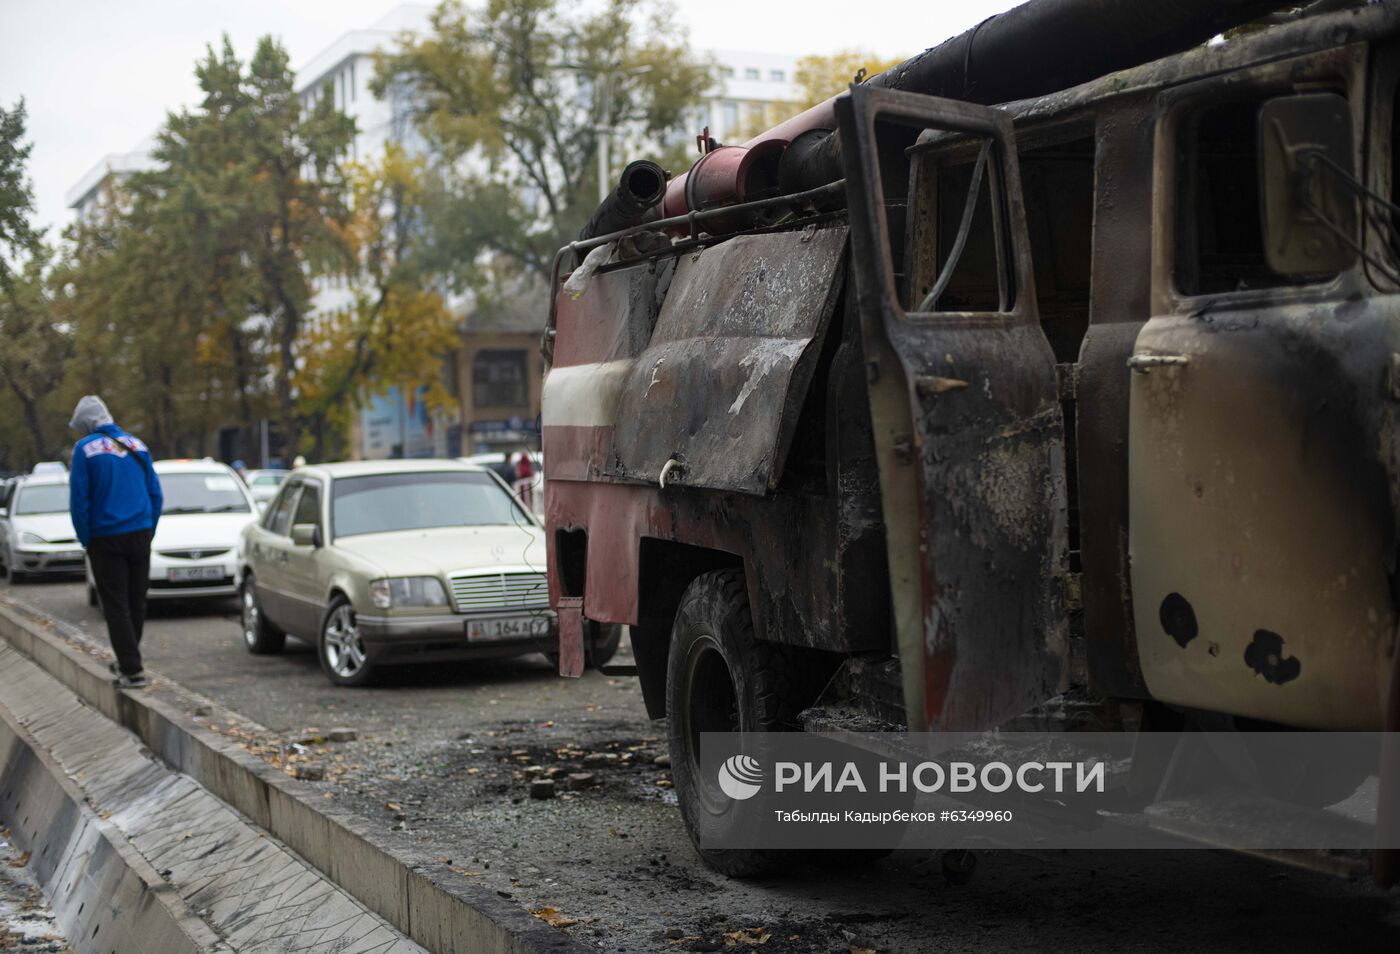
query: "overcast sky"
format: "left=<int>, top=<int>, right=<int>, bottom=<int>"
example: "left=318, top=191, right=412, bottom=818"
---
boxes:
left=0, top=0, right=1018, bottom=239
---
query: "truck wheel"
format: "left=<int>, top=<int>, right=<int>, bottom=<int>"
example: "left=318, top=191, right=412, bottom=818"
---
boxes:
left=666, top=569, right=794, bottom=878
left=241, top=576, right=285, bottom=655
left=544, top=623, right=625, bottom=670
left=592, top=623, right=624, bottom=667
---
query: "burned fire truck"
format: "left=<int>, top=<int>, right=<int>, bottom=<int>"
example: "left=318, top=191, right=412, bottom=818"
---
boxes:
left=542, top=0, right=1400, bottom=879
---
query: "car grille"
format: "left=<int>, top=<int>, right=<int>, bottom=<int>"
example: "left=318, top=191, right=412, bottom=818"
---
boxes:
left=448, top=572, right=549, bottom=615
left=158, top=548, right=231, bottom=560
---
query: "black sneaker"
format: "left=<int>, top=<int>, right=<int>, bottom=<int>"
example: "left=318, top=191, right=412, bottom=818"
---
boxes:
left=113, top=671, right=149, bottom=689
left=108, top=662, right=121, bottom=677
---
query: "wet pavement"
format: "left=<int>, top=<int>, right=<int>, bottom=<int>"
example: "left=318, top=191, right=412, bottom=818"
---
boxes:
left=4, top=573, right=1400, bottom=953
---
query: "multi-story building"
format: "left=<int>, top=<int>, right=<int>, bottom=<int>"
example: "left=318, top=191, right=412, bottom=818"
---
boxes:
left=65, top=5, right=801, bottom=462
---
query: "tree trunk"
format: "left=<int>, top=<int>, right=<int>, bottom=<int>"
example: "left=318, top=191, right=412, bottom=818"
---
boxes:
left=5, top=378, right=47, bottom=462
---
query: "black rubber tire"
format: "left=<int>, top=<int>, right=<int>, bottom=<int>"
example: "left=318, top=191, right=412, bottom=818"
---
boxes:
left=318, top=594, right=375, bottom=687
left=240, top=576, right=286, bottom=655
left=591, top=623, right=624, bottom=667
left=666, top=569, right=798, bottom=879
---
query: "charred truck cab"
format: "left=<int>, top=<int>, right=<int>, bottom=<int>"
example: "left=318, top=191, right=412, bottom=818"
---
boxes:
left=542, top=0, right=1400, bottom=879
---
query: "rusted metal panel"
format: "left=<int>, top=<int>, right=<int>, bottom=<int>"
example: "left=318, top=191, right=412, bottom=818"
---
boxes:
left=604, top=227, right=848, bottom=495
left=556, top=596, right=586, bottom=678
left=1129, top=298, right=1398, bottom=730
left=1075, top=96, right=1157, bottom=701
left=543, top=260, right=672, bottom=483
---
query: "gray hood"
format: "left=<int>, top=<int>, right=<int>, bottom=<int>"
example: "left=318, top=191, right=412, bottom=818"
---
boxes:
left=69, top=395, right=114, bottom=435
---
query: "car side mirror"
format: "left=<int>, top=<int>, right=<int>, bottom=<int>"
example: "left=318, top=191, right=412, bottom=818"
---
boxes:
left=1259, top=92, right=1358, bottom=277
left=290, top=523, right=322, bottom=548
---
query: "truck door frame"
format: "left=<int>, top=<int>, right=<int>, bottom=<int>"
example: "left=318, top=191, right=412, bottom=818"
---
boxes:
left=837, top=85, right=1070, bottom=732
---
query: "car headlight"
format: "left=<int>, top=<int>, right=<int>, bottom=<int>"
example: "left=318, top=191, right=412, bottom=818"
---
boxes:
left=18, top=531, right=46, bottom=546
left=369, top=577, right=448, bottom=609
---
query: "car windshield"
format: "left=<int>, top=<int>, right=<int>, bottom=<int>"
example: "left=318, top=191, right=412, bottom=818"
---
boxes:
left=13, top=484, right=68, bottom=515
left=251, top=474, right=283, bottom=487
left=332, top=471, right=526, bottom=538
left=160, top=472, right=250, bottom=514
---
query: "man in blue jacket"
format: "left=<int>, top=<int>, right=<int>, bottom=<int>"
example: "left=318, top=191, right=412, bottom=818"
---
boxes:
left=68, top=395, right=163, bottom=688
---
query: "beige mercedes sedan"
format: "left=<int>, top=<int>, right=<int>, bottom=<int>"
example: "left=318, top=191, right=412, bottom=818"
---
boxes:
left=238, top=460, right=556, bottom=686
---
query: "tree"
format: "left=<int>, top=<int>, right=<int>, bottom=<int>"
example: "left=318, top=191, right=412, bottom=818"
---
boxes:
left=373, top=0, right=712, bottom=290
left=120, top=36, right=356, bottom=459
left=0, top=245, right=70, bottom=461
left=0, top=99, right=41, bottom=292
left=792, top=49, right=906, bottom=112
left=0, top=101, right=68, bottom=464
left=296, top=145, right=459, bottom=458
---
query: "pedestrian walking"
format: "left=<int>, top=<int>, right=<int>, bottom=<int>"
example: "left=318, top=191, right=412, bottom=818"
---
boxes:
left=68, top=396, right=163, bottom=689
left=513, top=451, right=537, bottom=511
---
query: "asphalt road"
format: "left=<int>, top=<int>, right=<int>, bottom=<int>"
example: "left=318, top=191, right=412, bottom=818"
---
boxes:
left=4, top=571, right=1399, bottom=954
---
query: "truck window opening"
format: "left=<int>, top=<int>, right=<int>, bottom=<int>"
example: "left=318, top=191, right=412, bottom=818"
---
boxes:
left=1020, top=135, right=1095, bottom=363
left=1175, top=97, right=1341, bottom=296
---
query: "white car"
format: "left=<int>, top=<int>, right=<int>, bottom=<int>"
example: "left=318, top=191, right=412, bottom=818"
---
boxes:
left=244, top=469, right=289, bottom=507
left=0, top=474, right=85, bottom=581
left=86, top=459, right=259, bottom=603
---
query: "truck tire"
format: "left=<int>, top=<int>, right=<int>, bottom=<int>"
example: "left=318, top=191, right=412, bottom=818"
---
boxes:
left=592, top=623, right=624, bottom=667
left=666, top=569, right=794, bottom=878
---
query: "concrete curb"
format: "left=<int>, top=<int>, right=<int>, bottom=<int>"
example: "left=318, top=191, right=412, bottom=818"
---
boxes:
left=0, top=599, right=588, bottom=954
left=0, top=701, right=229, bottom=954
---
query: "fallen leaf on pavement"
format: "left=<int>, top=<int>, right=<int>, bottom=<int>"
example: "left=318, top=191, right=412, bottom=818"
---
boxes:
left=531, top=906, right=579, bottom=929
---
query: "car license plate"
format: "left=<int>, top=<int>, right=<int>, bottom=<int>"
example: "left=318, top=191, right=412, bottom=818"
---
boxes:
left=168, top=566, right=225, bottom=582
left=55, top=550, right=83, bottom=561
left=465, top=617, right=550, bottom=641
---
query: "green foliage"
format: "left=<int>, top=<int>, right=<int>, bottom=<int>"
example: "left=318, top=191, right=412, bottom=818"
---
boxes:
left=792, top=49, right=907, bottom=112
left=373, top=0, right=712, bottom=290
left=56, top=34, right=357, bottom=462
left=297, top=146, right=460, bottom=446
left=0, top=99, right=41, bottom=292
left=0, top=102, right=69, bottom=466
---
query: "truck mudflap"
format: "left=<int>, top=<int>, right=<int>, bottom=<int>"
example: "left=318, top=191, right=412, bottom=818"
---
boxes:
left=836, top=85, right=1070, bottom=731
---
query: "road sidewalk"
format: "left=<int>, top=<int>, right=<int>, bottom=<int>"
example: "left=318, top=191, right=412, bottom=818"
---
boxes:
left=0, top=594, right=586, bottom=954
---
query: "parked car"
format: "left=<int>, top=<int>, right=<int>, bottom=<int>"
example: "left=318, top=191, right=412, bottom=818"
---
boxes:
left=0, top=473, right=84, bottom=581
left=238, top=459, right=562, bottom=686
left=86, top=459, right=258, bottom=604
left=243, top=468, right=289, bottom=507
left=30, top=461, right=66, bottom=475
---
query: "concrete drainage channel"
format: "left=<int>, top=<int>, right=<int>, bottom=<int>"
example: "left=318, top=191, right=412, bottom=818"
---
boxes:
left=0, top=598, right=588, bottom=954
left=0, top=698, right=225, bottom=953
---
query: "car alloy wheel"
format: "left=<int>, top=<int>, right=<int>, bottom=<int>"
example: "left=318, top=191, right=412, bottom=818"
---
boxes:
left=322, top=603, right=367, bottom=679
left=242, top=585, right=263, bottom=648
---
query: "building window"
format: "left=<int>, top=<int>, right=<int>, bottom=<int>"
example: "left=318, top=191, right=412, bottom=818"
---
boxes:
left=769, top=69, right=786, bottom=83
left=473, top=350, right=528, bottom=407
left=720, top=66, right=735, bottom=79
left=744, top=67, right=760, bottom=81
left=721, top=101, right=739, bottom=132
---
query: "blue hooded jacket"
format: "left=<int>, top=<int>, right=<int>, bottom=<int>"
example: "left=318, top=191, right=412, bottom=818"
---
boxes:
left=67, top=396, right=163, bottom=547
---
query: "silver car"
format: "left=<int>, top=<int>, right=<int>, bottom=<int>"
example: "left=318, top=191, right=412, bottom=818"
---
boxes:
left=238, top=460, right=557, bottom=686
left=0, top=474, right=85, bottom=581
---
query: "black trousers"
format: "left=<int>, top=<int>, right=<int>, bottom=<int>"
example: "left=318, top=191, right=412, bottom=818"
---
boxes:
left=88, top=528, right=153, bottom=676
